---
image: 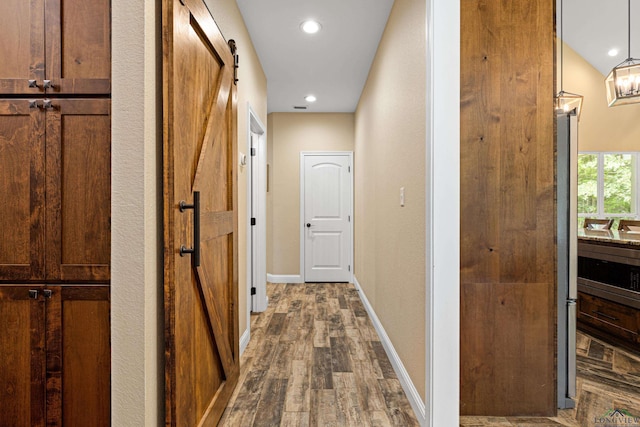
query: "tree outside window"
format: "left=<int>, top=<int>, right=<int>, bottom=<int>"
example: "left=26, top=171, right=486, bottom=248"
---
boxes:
left=577, top=152, right=639, bottom=227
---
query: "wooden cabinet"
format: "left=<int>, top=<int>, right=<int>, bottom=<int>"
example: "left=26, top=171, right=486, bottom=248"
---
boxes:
left=0, top=0, right=111, bottom=424
left=0, top=99, right=110, bottom=282
left=0, top=285, right=110, bottom=427
left=0, top=0, right=110, bottom=95
left=578, top=291, right=640, bottom=352
left=577, top=239, right=640, bottom=353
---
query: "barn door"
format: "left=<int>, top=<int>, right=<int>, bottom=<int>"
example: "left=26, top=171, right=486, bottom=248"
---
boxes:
left=163, top=0, right=239, bottom=425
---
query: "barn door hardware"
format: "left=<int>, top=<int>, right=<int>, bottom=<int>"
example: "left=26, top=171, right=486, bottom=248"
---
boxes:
left=179, top=191, right=201, bottom=266
left=228, top=39, right=239, bottom=85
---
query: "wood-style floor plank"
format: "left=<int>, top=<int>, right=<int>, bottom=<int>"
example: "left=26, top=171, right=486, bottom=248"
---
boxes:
left=219, top=283, right=419, bottom=426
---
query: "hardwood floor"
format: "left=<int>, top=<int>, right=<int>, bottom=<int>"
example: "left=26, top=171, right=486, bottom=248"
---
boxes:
left=221, top=283, right=640, bottom=426
left=219, top=283, right=420, bottom=426
left=460, top=331, right=640, bottom=426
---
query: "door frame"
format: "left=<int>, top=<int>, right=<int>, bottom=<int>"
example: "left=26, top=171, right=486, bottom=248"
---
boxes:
left=299, top=151, right=354, bottom=283
left=246, top=104, right=267, bottom=315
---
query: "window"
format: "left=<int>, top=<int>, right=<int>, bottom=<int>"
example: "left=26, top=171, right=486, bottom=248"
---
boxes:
left=577, top=152, right=639, bottom=225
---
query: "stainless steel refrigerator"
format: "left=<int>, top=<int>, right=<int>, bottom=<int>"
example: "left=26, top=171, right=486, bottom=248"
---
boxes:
left=557, top=111, right=578, bottom=409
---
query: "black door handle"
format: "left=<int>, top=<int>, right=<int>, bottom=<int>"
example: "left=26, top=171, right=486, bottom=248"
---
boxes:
left=306, top=223, right=311, bottom=228
left=179, top=191, right=201, bottom=267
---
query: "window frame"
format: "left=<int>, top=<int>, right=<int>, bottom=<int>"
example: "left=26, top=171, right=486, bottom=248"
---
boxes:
left=577, top=151, right=640, bottom=220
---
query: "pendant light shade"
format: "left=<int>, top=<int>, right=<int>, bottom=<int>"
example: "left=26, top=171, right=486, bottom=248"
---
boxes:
left=605, top=0, right=640, bottom=107
left=606, top=59, right=640, bottom=106
left=555, top=90, right=584, bottom=117
left=555, top=0, right=583, bottom=118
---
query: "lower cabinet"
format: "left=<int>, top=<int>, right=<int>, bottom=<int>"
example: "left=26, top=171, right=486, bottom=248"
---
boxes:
left=577, top=291, right=640, bottom=352
left=0, top=285, right=110, bottom=427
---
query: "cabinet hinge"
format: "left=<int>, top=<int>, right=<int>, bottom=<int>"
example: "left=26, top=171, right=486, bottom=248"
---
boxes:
left=348, top=265, right=351, bottom=272
left=348, top=165, right=351, bottom=172
left=250, top=148, right=256, bottom=156
left=251, top=217, right=256, bottom=226
left=348, top=215, right=351, bottom=222
left=251, top=287, right=256, bottom=295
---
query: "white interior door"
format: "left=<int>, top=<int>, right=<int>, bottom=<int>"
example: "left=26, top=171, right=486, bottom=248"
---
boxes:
left=302, top=153, right=352, bottom=282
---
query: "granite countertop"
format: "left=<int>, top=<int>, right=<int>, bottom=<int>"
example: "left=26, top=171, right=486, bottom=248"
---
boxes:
left=578, top=228, right=640, bottom=247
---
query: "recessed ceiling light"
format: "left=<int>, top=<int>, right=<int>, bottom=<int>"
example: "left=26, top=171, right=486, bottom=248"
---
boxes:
left=608, top=48, right=619, bottom=57
left=301, top=20, right=321, bottom=34
left=305, top=95, right=317, bottom=103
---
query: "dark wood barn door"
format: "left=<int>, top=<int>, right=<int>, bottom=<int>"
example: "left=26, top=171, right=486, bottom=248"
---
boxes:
left=163, top=0, right=239, bottom=425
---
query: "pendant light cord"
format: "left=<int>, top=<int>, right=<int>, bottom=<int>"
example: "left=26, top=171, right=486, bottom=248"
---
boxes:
left=628, top=0, right=632, bottom=60
left=560, top=0, right=564, bottom=92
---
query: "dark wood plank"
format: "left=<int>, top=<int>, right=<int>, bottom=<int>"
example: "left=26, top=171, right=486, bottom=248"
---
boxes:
left=460, top=0, right=556, bottom=416
left=252, top=379, right=288, bottom=427
left=330, top=336, right=352, bottom=373
left=312, top=346, right=333, bottom=390
left=370, top=341, right=395, bottom=379
left=267, top=312, right=287, bottom=335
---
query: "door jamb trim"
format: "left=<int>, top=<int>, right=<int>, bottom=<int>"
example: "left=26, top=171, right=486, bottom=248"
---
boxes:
left=246, top=104, right=267, bottom=321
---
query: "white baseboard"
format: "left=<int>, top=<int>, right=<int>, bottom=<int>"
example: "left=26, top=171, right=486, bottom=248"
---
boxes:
left=239, top=328, right=250, bottom=356
left=266, top=273, right=303, bottom=284
left=353, top=276, right=426, bottom=425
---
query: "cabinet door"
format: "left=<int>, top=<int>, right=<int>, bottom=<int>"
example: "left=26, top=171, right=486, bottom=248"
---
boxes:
left=45, top=99, right=111, bottom=281
left=45, top=0, right=111, bottom=94
left=45, top=285, right=110, bottom=427
left=0, top=286, right=46, bottom=427
left=0, top=100, right=46, bottom=281
left=0, top=0, right=45, bottom=95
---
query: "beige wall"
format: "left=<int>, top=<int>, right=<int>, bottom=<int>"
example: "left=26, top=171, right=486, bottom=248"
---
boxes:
left=354, top=0, right=426, bottom=400
left=205, top=0, right=268, bottom=336
left=562, top=42, right=640, bottom=151
left=267, top=113, right=354, bottom=275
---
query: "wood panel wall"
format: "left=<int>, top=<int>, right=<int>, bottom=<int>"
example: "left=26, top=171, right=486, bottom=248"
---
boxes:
left=460, top=0, right=557, bottom=416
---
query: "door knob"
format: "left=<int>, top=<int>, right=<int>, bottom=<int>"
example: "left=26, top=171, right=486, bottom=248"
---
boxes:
left=306, top=223, right=312, bottom=228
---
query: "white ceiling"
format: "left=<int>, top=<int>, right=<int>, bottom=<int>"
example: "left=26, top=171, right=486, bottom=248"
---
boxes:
left=236, top=0, right=394, bottom=113
left=236, top=0, right=640, bottom=114
left=562, top=0, right=640, bottom=77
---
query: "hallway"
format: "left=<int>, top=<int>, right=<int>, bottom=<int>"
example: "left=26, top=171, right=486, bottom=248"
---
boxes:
left=219, top=283, right=420, bottom=426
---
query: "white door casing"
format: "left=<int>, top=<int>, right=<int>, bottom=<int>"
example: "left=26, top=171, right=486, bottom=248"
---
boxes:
left=301, top=152, right=353, bottom=283
left=247, top=106, right=267, bottom=314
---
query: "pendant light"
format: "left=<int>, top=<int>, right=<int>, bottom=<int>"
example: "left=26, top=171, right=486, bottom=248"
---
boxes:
left=555, top=0, right=583, bottom=118
left=605, top=0, right=640, bottom=106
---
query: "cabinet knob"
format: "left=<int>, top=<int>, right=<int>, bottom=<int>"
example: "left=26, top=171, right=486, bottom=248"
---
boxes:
left=43, top=80, right=55, bottom=89
left=29, top=289, right=38, bottom=299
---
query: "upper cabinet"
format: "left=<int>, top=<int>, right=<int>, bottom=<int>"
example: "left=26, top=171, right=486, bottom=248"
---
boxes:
left=0, top=0, right=111, bottom=95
